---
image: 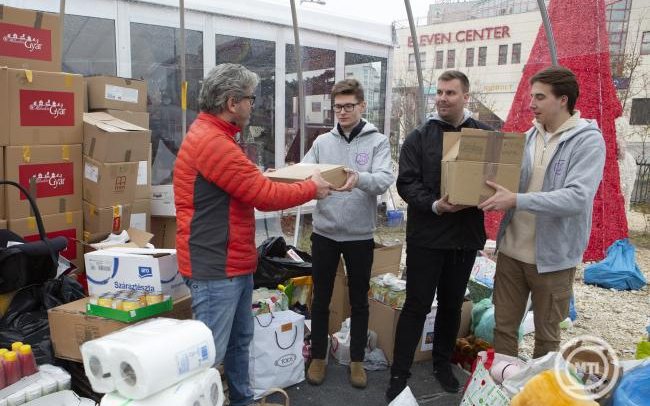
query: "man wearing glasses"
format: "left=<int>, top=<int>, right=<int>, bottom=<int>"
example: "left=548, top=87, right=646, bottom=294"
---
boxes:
left=304, top=79, right=395, bottom=389
left=174, top=63, right=332, bottom=406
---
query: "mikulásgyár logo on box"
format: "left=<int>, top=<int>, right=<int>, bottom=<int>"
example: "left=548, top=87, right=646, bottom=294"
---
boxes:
left=0, top=22, right=52, bottom=60
left=20, top=90, right=75, bottom=126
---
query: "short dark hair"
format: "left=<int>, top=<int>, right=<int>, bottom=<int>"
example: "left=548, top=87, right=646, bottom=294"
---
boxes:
left=438, top=70, right=470, bottom=93
left=530, top=66, right=580, bottom=114
left=331, top=79, right=365, bottom=102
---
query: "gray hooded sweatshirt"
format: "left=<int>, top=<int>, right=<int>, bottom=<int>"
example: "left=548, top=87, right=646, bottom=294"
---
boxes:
left=303, top=120, right=395, bottom=241
left=496, top=118, right=606, bottom=273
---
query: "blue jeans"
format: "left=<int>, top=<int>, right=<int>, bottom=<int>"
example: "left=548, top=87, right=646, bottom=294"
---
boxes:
left=184, top=274, right=254, bottom=406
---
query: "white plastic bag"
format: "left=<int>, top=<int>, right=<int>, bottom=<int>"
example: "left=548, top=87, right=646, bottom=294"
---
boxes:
left=249, top=311, right=305, bottom=399
left=388, top=386, right=419, bottom=406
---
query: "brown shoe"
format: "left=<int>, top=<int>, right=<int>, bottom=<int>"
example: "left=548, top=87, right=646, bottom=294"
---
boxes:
left=349, top=361, right=367, bottom=388
left=307, top=358, right=327, bottom=385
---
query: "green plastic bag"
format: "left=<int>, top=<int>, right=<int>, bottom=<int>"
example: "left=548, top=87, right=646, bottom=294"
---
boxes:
left=636, top=339, right=650, bottom=360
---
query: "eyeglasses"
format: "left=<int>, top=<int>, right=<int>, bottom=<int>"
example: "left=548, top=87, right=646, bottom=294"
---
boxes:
left=333, top=103, right=359, bottom=113
left=240, top=95, right=256, bottom=107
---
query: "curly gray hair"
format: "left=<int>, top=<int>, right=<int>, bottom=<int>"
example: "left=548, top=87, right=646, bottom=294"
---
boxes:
left=199, top=63, right=259, bottom=115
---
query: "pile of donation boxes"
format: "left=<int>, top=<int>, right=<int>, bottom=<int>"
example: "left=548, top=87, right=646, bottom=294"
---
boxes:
left=0, top=5, right=153, bottom=274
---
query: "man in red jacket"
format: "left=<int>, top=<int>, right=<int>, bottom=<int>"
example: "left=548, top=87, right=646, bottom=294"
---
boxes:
left=174, top=63, right=332, bottom=406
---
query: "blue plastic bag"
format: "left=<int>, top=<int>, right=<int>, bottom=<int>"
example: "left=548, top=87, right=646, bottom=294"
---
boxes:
left=612, top=364, right=650, bottom=406
left=471, top=298, right=524, bottom=343
left=584, top=239, right=647, bottom=290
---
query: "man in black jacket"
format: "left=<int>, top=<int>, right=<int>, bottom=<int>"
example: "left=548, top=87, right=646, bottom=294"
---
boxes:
left=386, top=70, right=492, bottom=401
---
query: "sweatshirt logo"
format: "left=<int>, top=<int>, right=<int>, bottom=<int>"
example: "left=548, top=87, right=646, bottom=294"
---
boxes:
left=355, top=152, right=369, bottom=165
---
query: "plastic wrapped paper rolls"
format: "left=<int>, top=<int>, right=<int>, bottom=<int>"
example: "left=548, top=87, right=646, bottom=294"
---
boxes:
left=81, top=318, right=216, bottom=400
left=100, top=368, right=223, bottom=406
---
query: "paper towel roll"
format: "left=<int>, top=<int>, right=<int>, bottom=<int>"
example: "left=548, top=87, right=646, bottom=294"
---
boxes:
left=198, top=368, right=224, bottom=406
left=100, top=369, right=207, bottom=406
left=110, top=319, right=216, bottom=399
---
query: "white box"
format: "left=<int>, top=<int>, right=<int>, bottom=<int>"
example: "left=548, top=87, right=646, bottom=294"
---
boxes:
left=151, top=184, right=175, bottom=216
left=85, top=248, right=189, bottom=299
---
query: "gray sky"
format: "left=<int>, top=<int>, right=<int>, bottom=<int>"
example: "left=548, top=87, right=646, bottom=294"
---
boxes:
left=260, top=0, right=433, bottom=24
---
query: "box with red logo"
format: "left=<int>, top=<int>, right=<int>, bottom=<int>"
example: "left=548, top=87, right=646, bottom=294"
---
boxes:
left=0, top=67, right=83, bottom=146
left=5, top=145, right=82, bottom=219
left=83, top=156, right=138, bottom=207
left=0, top=5, right=61, bottom=72
left=82, top=201, right=132, bottom=243
left=8, top=210, right=83, bottom=270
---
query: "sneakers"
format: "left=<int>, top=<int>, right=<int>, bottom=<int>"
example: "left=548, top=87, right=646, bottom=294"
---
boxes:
left=306, top=358, right=327, bottom=385
left=349, top=361, right=367, bottom=388
left=433, top=363, right=460, bottom=393
left=385, top=375, right=408, bottom=402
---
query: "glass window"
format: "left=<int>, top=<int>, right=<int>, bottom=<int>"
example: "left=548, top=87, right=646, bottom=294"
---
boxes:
left=498, top=44, right=508, bottom=65
left=345, top=53, right=388, bottom=133
left=215, top=35, right=275, bottom=170
left=408, top=52, right=425, bottom=71
left=131, top=23, right=203, bottom=185
left=642, top=32, right=650, bottom=55
left=435, top=50, right=444, bottom=69
left=446, top=49, right=455, bottom=68
left=511, top=43, right=521, bottom=64
left=478, top=46, right=487, bottom=66
left=630, top=98, right=650, bottom=125
left=466, top=48, right=474, bottom=67
left=63, top=15, right=116, bottom=75
left=285, top=45, right=335, bottom=164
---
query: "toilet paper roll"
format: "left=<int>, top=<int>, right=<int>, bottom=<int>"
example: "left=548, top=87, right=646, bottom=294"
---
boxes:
left=110, top=319, right=216, bottom=399
left=100, top=370, right=205, bottom=406
left=198, top=368, right=224, bottom=406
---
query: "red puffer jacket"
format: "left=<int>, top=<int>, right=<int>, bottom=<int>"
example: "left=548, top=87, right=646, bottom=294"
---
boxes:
left=173, top=113, right=317, bottom=279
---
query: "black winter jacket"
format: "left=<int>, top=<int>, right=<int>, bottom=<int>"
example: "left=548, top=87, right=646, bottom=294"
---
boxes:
left=397, top=113, right=493, bottom=250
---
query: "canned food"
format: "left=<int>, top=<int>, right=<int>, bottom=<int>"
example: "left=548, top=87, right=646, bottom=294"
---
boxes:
left=111, top=298, right=124, bottom=311
left=122, top=299, right=141, bottom=311
left=145, top=292, right=164, bottom=305
left=97, top=296, right=112, bottom=308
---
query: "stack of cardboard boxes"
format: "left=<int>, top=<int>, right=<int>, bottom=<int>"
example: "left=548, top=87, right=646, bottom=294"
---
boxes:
left=1, top=6, right=85, bottom=270
left=82, top=76, right=151, bottom=242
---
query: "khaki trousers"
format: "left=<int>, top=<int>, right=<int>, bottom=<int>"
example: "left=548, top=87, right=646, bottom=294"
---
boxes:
left=493, top=252, right=575, bottom=358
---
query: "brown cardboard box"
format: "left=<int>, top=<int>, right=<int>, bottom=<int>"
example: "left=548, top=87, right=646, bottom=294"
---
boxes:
left=0, top=6, right=61, bottom=72
left=328, top=243, right=403, bottom=334
left=0, top=147, right=4, bottom=219
left=150, top=216, right=176, bottom=248
left=0, top=219, right=6, bottom=229
left=82, top=201, right=132, bottom=243
left=83, top=156, right=138, bottom=207
left=8, top=210, right=83, bottom=270
left=48, top=295, right=192, bottom=362
left=98, top=109, right=150, bottom=129
left=5, top=145, right=82, bottom=219
left=368, top=298, right=472, bottom=365
left=130, top=199, right=151, bottom=232
left=83, top=112, right=150, bottom=162
left=85, top=75, right=147, bottom=112
left=0, top=67, right=84, bottom=146
left=266, top=163, right=347, bottom=189
left=442, top=130, right=525, bottom=206
left=135, top=143, right=152, bottom=200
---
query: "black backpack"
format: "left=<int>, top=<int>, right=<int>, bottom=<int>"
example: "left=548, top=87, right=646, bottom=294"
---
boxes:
left=0, top=181, right=69, bottom=294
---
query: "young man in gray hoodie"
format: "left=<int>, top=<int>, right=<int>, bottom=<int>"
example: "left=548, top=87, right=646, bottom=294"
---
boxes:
left=303, top=79, right=395, bottom=389
left=479, top=66, right=606, bottom=358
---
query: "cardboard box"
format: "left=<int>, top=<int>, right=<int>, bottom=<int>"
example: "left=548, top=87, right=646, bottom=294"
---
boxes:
left=48, top=295, right=192, bottom=362
left=266, top=163, right=347, bottom=189
left=82, top=201, right=132, bottom=243
left=98, top=109, right=149, bottom=129
left=0, top=219, right=7, bottom=229
left=135, top=144, right=152, bottom=200
left=85, top=75, right=147, bottom=112
left=441, top=130, right=525, bottom=206
left=83, top=156, right=138, bottom=207
left=150, top=216, right=176, bottom=249
left=368, top=298, right=472, bottom=365
left=85, top=247, right=190, bottom=300
left=5, top=145, right=82, bottom=219
left=0, top=5, right=61, bottom=72
left=0, top=147, right=4, bottom=219
left=328, top=243, right=403, bottom=334
left=0, top=67, right=84, bottom=146
left=83, top=112, right=150, bottom=163
left=130, top=199, right=151, bottom=232
left=151, top=184, right=175, bottom=216
left=8, top=210, right=83, bottom=270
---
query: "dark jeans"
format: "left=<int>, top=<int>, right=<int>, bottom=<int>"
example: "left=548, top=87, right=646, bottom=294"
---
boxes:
left=391, top=245, right=476, bottom=377
left=310, top=233, right=374, bottom=362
